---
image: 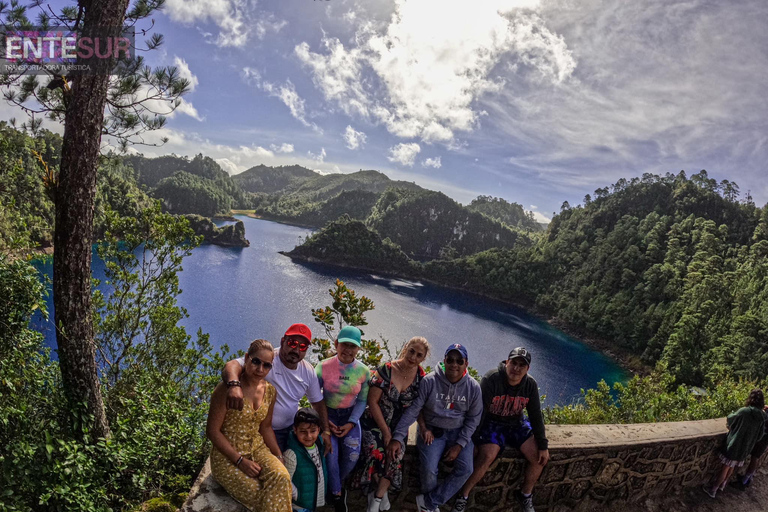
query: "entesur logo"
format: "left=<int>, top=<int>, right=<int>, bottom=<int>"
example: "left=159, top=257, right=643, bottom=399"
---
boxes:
left=1, top=26, right=135, bottom=75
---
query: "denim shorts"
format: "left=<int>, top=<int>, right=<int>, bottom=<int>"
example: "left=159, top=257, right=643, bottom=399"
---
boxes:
left=474, top=419, right=532, bottom=450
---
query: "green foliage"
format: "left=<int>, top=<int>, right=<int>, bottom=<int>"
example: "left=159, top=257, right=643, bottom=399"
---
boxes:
left=289, top=215, right=416, bottom=275
left=153, top=171, right=234, bottom=217
left=0, top=207, right=230, bottom=511
left=467, top=195, right=541, bottom=232
left=233, top=164, right=318, bottom=194
left=545, top=364, right=763, bottom=425
left=366, top=188, right=531, bottom=260
left=0, top=124, right=154, bottom=252
left=123, top=153, right=252, bottom=215
left=253, top=190, right=381, bottom=228
left=310, top=279, right=389, bottom=367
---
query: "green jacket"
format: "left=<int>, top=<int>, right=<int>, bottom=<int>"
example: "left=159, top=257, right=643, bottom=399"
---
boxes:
left=725, top=406, right=767, bottom=461
left=286, top=431, right=327, bottom=511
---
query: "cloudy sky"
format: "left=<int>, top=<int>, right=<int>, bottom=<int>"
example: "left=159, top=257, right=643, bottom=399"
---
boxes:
left=4, top=0, right=768, bottom=222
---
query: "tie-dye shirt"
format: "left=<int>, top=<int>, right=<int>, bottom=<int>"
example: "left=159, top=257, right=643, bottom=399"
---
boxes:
left=315, top=356, right=370, bottom=419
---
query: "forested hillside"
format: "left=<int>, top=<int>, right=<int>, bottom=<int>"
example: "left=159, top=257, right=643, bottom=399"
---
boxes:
left=124, top=153, right=252, bottom=214
left=232, top=164, right=318, bottom=193
left=366, top=188, right=532, bottom=260
left=248, top=169, right=429, bottom=226
left=289, top=170, right=768, bottom=386
left=0, top=123, right=153, bottom=252
left=467, top=195, right=542, bottom=232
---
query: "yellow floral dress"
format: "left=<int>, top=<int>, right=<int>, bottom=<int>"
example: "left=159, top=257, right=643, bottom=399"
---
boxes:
left=211, top=382, right=292, bottom=512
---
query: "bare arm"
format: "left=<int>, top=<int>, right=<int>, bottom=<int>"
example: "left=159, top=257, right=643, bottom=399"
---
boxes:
left=259, top=385, right=282, bottom=459
left=222, top=358, right=245, bottom=410
left=207, top=383, right=261, bottom=478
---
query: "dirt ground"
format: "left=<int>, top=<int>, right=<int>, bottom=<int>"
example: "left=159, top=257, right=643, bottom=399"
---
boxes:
left=601, top=469, right=768, bottom=512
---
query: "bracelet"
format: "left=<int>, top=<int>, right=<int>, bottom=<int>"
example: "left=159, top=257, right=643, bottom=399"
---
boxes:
left=226, top=380, right=241, bottom=388
left=323, top=430, right=331, bottom=436
left=235, top=456, right=243, bottom=467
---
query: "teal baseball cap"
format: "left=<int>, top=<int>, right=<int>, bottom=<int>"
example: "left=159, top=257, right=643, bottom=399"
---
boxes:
left=337, top=326, right=362, bottom=347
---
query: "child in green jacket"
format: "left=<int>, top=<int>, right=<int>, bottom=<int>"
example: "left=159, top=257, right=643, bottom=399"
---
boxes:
left=284, top=408, right=328, bottom=512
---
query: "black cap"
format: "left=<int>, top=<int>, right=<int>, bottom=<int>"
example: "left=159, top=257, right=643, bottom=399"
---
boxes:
left=508, top=347, right=531, bottom=365
left=294, top=407, right=321, bottom=427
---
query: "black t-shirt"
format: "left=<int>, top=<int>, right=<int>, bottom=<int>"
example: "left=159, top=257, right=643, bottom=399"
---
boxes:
left=480, top=362, right=548, bottom=450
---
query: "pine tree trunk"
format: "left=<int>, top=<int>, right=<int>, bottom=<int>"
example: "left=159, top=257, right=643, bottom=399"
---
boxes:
left=53, top=0, right=130, bottom=440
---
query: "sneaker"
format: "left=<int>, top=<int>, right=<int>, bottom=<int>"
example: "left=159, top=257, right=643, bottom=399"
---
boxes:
left=451, top=496, right=468, bottom=512
left=331, top=490, right=348, bottom=512
left=367, top=492, right=382, bottom=512
left=380, top=491, right=391, bottom=511
left=416, top=494, right=429, bottom=512
left=702, top=484, right=717, bottom=499
left=514, top=490, right=535, bottom=512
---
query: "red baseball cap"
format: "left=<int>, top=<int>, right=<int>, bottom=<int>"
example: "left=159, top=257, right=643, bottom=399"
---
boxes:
left=284, top=323, right=312, bottom=343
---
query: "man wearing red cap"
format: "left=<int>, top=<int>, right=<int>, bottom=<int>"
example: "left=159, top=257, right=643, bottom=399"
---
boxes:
left=222, top=323, right=332, bottom=454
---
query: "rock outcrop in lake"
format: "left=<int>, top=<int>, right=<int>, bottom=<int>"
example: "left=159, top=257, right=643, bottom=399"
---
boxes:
left=182, top=215, right=250, bottom=247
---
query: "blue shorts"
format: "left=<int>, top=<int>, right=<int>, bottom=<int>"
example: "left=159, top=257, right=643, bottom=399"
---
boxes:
left=474, top=419, right=532, bottom=450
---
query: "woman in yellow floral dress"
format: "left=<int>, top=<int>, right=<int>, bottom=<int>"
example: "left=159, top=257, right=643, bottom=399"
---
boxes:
left=207, top=339, right=292, bottom=512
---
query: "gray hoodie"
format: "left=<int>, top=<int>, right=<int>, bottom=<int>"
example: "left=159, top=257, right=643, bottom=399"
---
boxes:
left=392, top=363, right=483, bottom=448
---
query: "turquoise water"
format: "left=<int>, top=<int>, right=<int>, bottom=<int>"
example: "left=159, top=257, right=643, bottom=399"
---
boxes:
left=32, top=216, right=628, bottom=405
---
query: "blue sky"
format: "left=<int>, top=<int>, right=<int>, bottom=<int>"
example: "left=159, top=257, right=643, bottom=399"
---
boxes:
left=4, top=0, right=768, bottom=222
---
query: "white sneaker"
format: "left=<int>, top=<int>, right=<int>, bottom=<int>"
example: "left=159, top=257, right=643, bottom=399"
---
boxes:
left=416, top=494, right=429, bottom=512
left=367, top=492, right=381, bottom=512
left=380, top=491, right=391, bottom=511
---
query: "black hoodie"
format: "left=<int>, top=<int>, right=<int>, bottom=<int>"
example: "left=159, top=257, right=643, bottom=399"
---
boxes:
left=479, top=362, right=548, bottom=450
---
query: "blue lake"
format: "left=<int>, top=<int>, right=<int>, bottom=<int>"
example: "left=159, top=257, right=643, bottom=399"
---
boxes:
left=32, top=216, right=628, bottom=405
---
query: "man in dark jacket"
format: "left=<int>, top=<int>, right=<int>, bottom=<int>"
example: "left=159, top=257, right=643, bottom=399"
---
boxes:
left=451, top=347, right=549, bottom=512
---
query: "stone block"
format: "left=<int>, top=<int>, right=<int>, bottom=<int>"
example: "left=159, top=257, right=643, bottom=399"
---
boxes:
left=473, top=484, right=506, bottom=509
left=553, top=483, right=571, bottom=503
left=596, top=462, right=621, bottom=485
left=541, top=462, right=568, bottom=484
left=480, top=460, right=508, bottom=486
left=568, top=457, right=604, bottom=479
left=628, top=476, right=645, bottom=491
left=570, top=480, right=591, bottom=500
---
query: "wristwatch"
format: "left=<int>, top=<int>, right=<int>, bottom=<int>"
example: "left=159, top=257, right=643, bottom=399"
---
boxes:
left=226, top=380, right=241, bottom=388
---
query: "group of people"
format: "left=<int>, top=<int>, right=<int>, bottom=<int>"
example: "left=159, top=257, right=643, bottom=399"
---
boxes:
left=206, top=323, right=550, bottom=512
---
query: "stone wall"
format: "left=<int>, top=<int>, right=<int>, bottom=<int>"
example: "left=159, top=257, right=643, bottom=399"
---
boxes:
left=181, top=418, right=765, bottom=512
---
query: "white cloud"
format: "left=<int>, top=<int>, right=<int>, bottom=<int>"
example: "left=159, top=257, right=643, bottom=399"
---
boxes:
left=216, top=158, right=241, bottom=175
left=247, top=77, right=322, bottom=133
left=388, top=143, right=421, bottom=167
left=295, top=0, right=575, bottom=145
left=422, top=157, right=442, bottom=168
left=255, top=16, right=287, bottom=40
left=308, top=147, right=326, bottom=163
left=477, top=0, right=768, bottom=197
left=343, top=125, right=367, bottom=149
left=270, top=143, right=295, bottom=153
left=164, top=0, right=249, bottom=47
left=530, top=210, right=551, bottom=224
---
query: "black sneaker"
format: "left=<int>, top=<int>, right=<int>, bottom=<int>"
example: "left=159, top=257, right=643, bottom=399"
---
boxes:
left=451, top=496, right=468, bottom=512
left=331, top=490, right=348, bottom=512
left=514, top=490, right=535, bottom=512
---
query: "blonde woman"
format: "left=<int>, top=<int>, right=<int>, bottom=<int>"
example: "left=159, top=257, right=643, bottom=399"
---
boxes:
left=359, top=337, right=430, bottom=512
left=207, top=339, right=292, bottom=512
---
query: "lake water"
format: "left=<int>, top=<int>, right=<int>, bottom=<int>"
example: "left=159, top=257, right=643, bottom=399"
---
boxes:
left=32, top=216, right=627, bottom=405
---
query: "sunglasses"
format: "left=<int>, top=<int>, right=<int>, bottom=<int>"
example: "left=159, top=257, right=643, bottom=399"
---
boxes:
left=286, top=338, right=310, bottom=351
left=249, top=356, right=273, bottom=370
left=445, top=357, right=465, bottom=366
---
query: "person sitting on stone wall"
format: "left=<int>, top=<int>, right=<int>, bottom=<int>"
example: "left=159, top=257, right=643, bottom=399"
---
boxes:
left=451, top=347, right=549, bottom=512
left=386, top=344, right=483, bottom=512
